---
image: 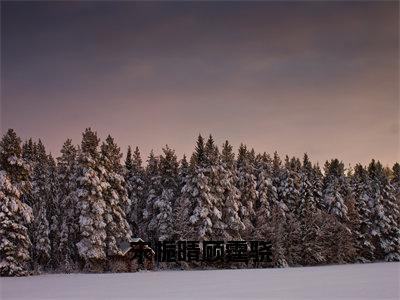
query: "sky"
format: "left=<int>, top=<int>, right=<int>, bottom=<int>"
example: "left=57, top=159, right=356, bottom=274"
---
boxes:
left=1, top=1, right=399, bottom=166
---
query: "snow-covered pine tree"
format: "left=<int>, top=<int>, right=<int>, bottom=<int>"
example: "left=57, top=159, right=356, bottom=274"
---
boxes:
left=143, top=150, right=162, bottom=241
left=350, top=164, right=375, bottom=261
left=125, top=146, right=133, bottom=172
left=278, top=156, right=301, bottom=214
left=311, top=163, right=324, bottom=209
left=46, top=154, right=62, bottom=269
left=74, top=128, right=108, bottom=271
left=57, top=139, right=79, bottom=271
left=267, top=151, right=289, bottom=266
left=204, top=135, right=218, bottom=165
left=0, top=129, right=33, bottom=276
left=256, top=153, right=306, bottom=267
left=221, top=141, right=235, bottom=171
left=236, top=144, right=258, bottom=239
left=248, top=148, right=256, bottom=168
left=147, top=146, right=179, bottom=241
left=100, top=135, right=132, bottom=256
left=32, top=205, right=50, bottom=270
left=270, top=151, right=288, bottom=216
left=368, top=160, right=400, bottom=261
left=178, top=155, right=190, bottom=191
left=392, top=163, right=400, bottom=194
left=269, top=206, right=287, bottom=267
left=124, top=147, right=134, bottom=217
left=0, top=171, right=33, bottom=276
left=22, top=139, right=35, bottom=167
left=0, top=129, right=31, bottom=193
left=296, top=154, right=327, bottom=265
left=269, top=204, right=303, bottom=267
left=20, top=139, right=36, bottom=262
left=204, top=135, right=226, bottom=240
left=125, top=146, right=146, bottom=236
left=220, top=141, right=244, bottom=240
left=321, top=159, right=356, bottom=262
left=275, top=157, right=303, bottom=265
left=391, top=163, right=400, bottom=224
left=298, top=154, right=317, bottom=216
left=30, top=140, right=51, bottom=271
left=322, top=159, right=350, bottom=221
left=253, top=152, right=273, bottom=240
left=183, top=135, right=214, bottom=240
left=173, top=155, right=193, bottom=240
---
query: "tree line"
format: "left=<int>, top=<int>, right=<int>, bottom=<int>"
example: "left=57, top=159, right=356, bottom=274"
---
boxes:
left=0, top=128, right=399, bottom=276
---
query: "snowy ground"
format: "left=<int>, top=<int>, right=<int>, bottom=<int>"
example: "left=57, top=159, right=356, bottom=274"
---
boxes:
left=1, top=262, right=399, bottom=300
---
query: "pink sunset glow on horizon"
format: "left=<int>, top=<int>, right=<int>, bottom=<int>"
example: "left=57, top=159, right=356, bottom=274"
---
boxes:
left=1, top=1, right=399, bottom=167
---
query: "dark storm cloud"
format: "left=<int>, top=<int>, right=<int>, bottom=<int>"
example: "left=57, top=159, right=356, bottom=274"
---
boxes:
left=1, top=1, right=398, bottom=165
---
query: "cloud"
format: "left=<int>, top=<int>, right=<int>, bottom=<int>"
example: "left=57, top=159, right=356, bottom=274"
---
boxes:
left=1, top=1, right=398, bottom=165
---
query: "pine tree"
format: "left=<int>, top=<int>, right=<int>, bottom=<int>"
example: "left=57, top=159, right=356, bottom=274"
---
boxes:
left=368, top=160, right=400, bottom=261
left=20, top=139, right=36, bottom=264
left=269, top=205, right=302, bottom=267
left=322, top=159, right=350, bottom=221
left=0, top=129, right=30, bottom=191
left=22, top=139, right=35, bottom=166
left=74, top=128, right=108, bottom=271
left=312, top=163, right=324, bottom=209
left=143, top=150, right=162, bottom=241
left=236, top=144, right=258, bottom=239
left=350, top=164, right=375, bottom=261
left=125, top=146, right=133, bottom=173
left=278, top=156, right=300, bottom=214
left=204, top=136, right=226, bottom=240
left=391, top=163, right=400, bottom=225
left=125, top=146, right=146, bottom=236
left=0, top=171, right=33, bottom=276
left=173, top=155, right=193, bottom=240
left=321, top=159, right=356, bottom=262
left=392, top=163, right=400, bottom=193
left=147, top=146, right=179, bottom=241
left=270, top=151, right=287, bottom=216
left=57, top=139, right=79, bottom=271
left=221, top=141, right=235, bottom=171
left=220, top=141, right=244, bottom=240
left=253, top=152, right=272, bottom=240
left=268, top=151, right=291, bottom=266
left=32, top=204, right=50, bottom=270
left=183, top=135, right=215, bottom=240
left=178, top=155, right=190, bottom=191
left=0, top=129, right=33, bottom=276
left=30, top=140, right=51, bottom=270
left=100, top=135, right=132, bottom=256
left=297, top=154, right=326, bottom=265
left=46, top=154, right=61, bottom=269
left=298, top=154, right=318, bottom=217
